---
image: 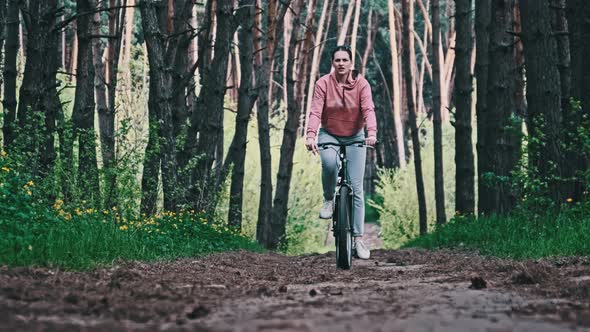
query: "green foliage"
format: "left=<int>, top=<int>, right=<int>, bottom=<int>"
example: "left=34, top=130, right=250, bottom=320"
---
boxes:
left=406, top=205, right=590, bottom=259
left=0, top=151, right=261, bottom=270
left=371, top=120, right=457, bottom=249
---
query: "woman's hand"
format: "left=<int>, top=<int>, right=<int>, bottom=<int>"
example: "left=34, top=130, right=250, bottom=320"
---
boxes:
left=365, top=136, right=377, bottom=146
left=305, top=137, right=318, bottom=155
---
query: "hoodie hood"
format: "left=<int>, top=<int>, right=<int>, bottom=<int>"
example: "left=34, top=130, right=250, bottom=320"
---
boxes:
left=330, top=69, right=361, bottom=90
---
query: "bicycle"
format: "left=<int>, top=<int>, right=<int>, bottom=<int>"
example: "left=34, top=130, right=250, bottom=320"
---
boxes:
left=318, top=141, right=372, bottom=269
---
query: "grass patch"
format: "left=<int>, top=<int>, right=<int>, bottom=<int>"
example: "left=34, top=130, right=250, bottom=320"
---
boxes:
left=405, top=207, right=590, bottom=259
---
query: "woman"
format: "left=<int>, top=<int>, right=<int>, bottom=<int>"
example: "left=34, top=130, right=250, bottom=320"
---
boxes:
left=305, top=45, right=377, bottom=260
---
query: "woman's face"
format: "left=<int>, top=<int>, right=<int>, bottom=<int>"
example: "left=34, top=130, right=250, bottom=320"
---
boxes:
left=332, top=50, right=352, bottom=76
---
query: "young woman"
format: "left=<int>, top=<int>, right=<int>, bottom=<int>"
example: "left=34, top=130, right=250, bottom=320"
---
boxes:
left=305, top=45, right=377, bottom=259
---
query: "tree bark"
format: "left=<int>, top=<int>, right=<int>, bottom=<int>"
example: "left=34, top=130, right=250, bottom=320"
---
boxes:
left=403, top=0, right=427, bottom=234
left=475, top=0, right=491, bottom=215
left=350, top=0, right=362, bottom=65
left=484, top=0, right=520, bottom=214
left=564, top=0, right=589, bottom=201
left=388, top=0, right=406, bottom=168
left=140, top=0, right=180, bottom=211
left=268, top=0, right=305, bottom=250
left=520, top=0, right=564, bottom=203
left=254, top=1, right=291, bottom=246
left=454, top=0, right=475, bottom=216
left=304, top=0, right=332, bottom=135
left=296, top=0, right=318, bottom=132
left=71, top=0, right=100, bottom=202
left=2, top=0, right=19, bottom=149
left=432, top=0, right=446, bottom=223
left=227, top=0, right=257, bottom=230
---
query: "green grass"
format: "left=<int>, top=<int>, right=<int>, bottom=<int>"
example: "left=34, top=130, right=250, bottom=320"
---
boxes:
left=0, top=205, right=262, bottom=270
left=405, top=208, right=590, bottom=259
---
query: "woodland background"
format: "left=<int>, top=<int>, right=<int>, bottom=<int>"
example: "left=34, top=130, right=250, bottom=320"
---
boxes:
left=1, top=0, right=590, bottom=266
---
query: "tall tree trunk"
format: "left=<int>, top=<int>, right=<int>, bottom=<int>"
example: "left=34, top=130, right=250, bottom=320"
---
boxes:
left=565, top=0, right=589, bottom=200
left=304, top=0, right=332, bottom=135
left=190, top=0, right=244, bottom=210
left=268, top=0, right=305, bottom=250
left=296, top=0, right=317, bottom=132
left=227, top=0, right=257, bottom=230
left=2, top=0, right=19, bottom=149
left=140, top=1, right=180, bottom=211
left=403, top=0, right=427, bottom=234
left=71, top=0, right=100, bottom=203
left=388, top=0, right=406, bottom=168
left=336, top=0, right=356, bottom=45
left=520, top=0, right=564, bottom=203
left=350, top=0, right=362, bottom=65
left=141, top=77, right=161, bottom=216
left=92, top=8, right=109, bottom=167
left=484, top=0, right=520, bottom=214
left=475, top=0, right=491, bottom=215
left=361, top=7, right=375, bottom=76
left=432, top=0, right=446, bottom=223
left=255, top=1, right=291, bottom=246
left=454, top=0, right=475, bottom=216
left=0, top=0, right=5, bottom=90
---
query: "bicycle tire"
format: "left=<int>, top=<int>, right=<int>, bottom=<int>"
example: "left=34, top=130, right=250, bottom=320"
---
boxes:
left=335, top=185, right=352, bottom=269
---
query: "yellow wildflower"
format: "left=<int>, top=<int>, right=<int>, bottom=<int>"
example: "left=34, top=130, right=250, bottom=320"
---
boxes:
left=28, top=180, right=34, bottom=186
left=28, top=245, right=33, bottom=251
left=1, top=167, right=9, bottom=172
left=26, top=189, right=32, bottom=195
left=566, top=198, right=573, bottom=203
left=1, top=150, right=6, bottom=157
left=119, top=225, right=128, bottom=231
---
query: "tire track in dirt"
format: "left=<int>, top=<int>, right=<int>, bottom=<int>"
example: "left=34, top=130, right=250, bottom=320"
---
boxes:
left=1, top=249, right=590, bottom=331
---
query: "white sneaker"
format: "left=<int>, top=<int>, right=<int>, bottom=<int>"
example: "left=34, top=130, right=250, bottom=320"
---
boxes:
left=319, top=199, right=334, bottom=219
left=354, top=239, right=370, bottom=259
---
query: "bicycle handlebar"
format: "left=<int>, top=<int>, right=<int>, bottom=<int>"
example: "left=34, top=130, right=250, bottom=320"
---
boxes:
left=318, top=141, right=376, bottom=149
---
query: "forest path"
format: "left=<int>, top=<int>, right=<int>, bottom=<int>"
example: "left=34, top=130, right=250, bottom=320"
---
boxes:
left=2, top=249, right=590, bottom=331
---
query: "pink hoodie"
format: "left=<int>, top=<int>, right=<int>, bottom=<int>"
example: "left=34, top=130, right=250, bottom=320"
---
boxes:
left=306, top=70, right=377, bottom=139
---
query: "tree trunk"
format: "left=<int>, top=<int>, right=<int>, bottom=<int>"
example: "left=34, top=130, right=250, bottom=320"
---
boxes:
left=350, top=0, right=362, bottom=65
left=140, top=1, right=180, bottom=211
left=403, top=0, right=427, bottom=234
left=92, top=9, right=109, bottom=168
left=475, top=0, right=491, bottom=215
left=2, top=0, right=19, bottom=149
left=227, top=0, right=257, bottom=230
left=296, top=0, right=317, bottom=132
left=564, top=0, right=589, bottom=201
left=337, top=0, right=355, bottom=45
left=268, top=0, right=305, bottom=250
left=140, top=78, right=161, bottom=216
left=388, top=0, right=406, bottom=168
left=361, top=7, right=375, bottom=76
left=304, top=0, right=332, bottom=135
left=520, top=0, right=564, bottom=203
left=432, top=0, right=446, bottom=223
left=72, top=0, right=100, bottom=203
left=453, top=0, right=475, bottom=216
left=255, top=1, right=291, bottom=246
left=484, top=0, right=520, bottom=214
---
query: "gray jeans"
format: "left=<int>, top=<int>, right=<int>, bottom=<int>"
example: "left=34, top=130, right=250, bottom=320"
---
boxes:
left=318, top=128, right=366, bottom=236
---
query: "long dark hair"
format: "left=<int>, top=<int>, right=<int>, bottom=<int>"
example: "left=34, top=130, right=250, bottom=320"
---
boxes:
left=331, top=45, right=352, bottom=61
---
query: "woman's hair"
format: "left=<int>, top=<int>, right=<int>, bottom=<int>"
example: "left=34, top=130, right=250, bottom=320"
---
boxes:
left=331, top=45, right=352, bottom=61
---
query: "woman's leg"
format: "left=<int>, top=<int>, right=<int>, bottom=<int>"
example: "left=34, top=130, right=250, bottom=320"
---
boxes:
left=318, top=129, right=340, bottom=201
left=342, top=131, right=367, bottom=236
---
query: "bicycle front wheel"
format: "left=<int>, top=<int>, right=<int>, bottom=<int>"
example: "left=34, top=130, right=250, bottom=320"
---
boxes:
left=335, top=186, right=352, bottom=269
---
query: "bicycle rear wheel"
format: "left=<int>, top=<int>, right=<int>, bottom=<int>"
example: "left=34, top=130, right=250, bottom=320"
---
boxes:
left=335, top=186, right=352, bottom=269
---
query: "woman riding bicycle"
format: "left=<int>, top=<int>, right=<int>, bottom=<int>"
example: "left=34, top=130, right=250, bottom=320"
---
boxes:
left=305, top=45, right=377, bottom=260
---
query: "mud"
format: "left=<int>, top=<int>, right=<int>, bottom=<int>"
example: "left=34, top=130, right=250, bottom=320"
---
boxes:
left=1, top=249, right=590, bottom=331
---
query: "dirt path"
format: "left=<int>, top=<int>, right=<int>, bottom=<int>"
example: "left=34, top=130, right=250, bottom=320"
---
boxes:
left=2, top=249, right=590, bottom=331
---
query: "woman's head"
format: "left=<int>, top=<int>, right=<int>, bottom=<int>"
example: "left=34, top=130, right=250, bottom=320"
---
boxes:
left=331, top=45, right=353, bottom=76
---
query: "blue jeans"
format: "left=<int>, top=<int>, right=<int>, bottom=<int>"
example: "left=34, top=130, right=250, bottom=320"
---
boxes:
left=318, top=128, right=366, bottom=236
